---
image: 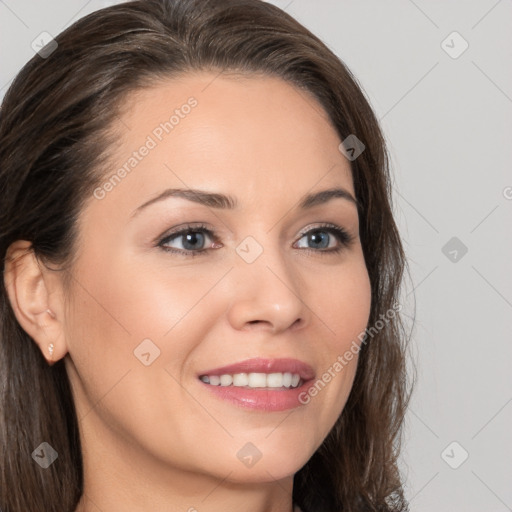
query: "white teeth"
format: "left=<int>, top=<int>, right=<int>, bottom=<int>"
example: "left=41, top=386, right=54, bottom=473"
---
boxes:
left=209, top=375, right=220, bottom=386
left=248, top=373, right=267, bottom=387
left=233, top=373, right=249, bottom=386
left=200, top=372, right=303, bottom=389
left=220, top=374, right=233, bottom=386
left=267, top=373, right=283, bottom=388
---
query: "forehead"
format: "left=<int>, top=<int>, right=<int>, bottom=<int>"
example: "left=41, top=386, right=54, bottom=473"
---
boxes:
left=88, top=71, right=355, bottom=218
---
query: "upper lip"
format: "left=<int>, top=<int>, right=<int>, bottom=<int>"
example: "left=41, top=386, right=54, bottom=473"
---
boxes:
left=198, top=358, right=315, bottom=381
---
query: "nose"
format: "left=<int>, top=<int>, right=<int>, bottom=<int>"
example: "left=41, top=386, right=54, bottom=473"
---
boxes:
left=226, top=242, right=309, bottom=334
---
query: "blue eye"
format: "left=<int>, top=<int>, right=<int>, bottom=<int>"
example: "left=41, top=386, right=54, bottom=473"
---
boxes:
left=159, top=224, right=215, bottom=256
left=295, top=226, right=352, bottom=252
left=158, top=223, right=353, bottom=257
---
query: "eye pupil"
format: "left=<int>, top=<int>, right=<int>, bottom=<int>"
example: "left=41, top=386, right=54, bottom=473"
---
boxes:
left=309, top=231, right=329, bottom=249
left=183, top=232, right=204, bottom=250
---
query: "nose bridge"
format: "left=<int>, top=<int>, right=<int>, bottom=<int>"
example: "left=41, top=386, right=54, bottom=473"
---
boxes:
left=226, top=231, right=307, bottom=332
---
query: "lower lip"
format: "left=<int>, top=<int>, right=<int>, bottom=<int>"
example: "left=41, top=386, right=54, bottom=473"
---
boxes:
left=199, top=379, right=312, bottom=411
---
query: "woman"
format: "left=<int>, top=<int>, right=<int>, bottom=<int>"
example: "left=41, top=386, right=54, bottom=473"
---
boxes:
left=0, top=0, right=411, bottom=510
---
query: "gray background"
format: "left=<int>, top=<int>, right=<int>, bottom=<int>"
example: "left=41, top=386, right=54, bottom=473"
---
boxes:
left=1, top=0, right=511, bottom=510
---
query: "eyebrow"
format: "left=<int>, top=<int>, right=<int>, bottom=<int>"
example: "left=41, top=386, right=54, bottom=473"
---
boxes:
left=131, top=186, right=358, bottom=218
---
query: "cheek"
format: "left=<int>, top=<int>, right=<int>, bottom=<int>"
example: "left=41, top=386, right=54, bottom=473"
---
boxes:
left=63, top=250, right=228, bottom=409
left=299, top=256, right=371, bottom=427
left=319, top=257, right=372, bottom=347
left=69, top=250, right=223, bottom=343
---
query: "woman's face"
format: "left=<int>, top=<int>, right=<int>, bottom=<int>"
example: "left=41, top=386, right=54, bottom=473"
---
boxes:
left=63, top=71, right=372, bottom=486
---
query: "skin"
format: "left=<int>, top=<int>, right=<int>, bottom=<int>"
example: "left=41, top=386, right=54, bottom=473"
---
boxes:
left=5, top=71, right=371, bottom=512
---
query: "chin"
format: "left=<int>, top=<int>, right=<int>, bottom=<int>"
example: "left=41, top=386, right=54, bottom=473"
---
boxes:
left=227, top=444, right=313, bottom=483
left=221, top=460, right=302, bottom=484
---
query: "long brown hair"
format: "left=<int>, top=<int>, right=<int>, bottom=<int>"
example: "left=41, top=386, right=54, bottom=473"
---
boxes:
left=0, top=1, right=412, bottom=510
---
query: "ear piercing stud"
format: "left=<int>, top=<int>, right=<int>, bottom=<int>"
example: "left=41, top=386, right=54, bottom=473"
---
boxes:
left=48, top=343, right=54, bottom=358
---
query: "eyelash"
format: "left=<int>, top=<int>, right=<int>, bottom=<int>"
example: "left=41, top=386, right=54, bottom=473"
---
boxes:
left=157, top=223, right=354, bottom=258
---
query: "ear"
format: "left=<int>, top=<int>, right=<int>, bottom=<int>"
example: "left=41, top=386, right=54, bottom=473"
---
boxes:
left=3, top=240, right=68, bottom=365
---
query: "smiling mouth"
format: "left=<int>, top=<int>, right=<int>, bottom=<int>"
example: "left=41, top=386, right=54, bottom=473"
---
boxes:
left=199, top=372, right=303, bottom=389
left=197, top=358, right=315, bottom=411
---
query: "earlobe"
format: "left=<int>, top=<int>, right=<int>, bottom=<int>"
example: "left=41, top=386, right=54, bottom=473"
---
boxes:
left=3, top=240, right=67, bottom=365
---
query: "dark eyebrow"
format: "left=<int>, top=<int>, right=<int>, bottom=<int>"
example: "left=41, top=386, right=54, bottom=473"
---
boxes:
left=298, top=188, right=358, bottom=209
left=131, top=188, right=237, bottom=218
left=131, top=186, right=357, bottom=218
